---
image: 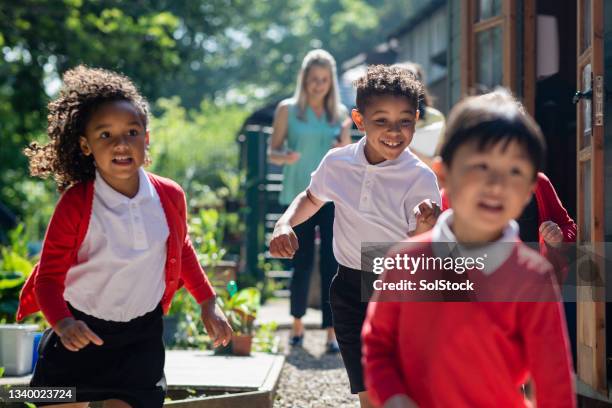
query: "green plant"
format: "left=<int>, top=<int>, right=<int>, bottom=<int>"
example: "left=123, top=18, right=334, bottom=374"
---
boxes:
left=189, top=208, right=227, bottom=270
left=187, top=181, right=225, bottom=210
left=253, top=322, right=279, bottom=353
left=149, top=97, right=247, bottom=189
left=218, top=287, right=261, bottom=335
left=217, top=170, right=245, bottom=204
left=0, top=224, right=36, bottom=323
left=166, top=287, right=208, bottom=348
left=1, top=174, right=57, bottom=243
left=250, top=256, right=286, bottom=304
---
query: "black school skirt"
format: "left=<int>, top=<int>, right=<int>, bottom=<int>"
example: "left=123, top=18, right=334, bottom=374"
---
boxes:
left=31, top=303, right=166, bottom=408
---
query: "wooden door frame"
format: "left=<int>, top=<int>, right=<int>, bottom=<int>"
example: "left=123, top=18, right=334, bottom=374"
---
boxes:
left=522, top=0, right=536, bottom=115
left=576, top=0, right=606, bottom=395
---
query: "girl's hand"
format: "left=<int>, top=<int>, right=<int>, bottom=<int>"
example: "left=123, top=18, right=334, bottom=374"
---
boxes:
left=285, top=151, right=301, bottom=164
left=383, top=394, right=419, bottom=408
left=269, top=222, right=299, bottom=258
left=540, top=221, right=563, bottom=247
left=54, top=317, right=104, bottom=352
left=200, top=297, right=232, bottom=348
left=412, top=199, right=441, bottom=236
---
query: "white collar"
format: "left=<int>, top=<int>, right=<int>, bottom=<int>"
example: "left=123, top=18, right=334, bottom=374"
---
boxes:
left=94, top=167, right=154, bottom=208
left=431, top=209, right=519, bottom=275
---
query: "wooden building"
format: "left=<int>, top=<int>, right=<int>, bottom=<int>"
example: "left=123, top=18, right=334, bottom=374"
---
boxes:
left=354, top=0, right=610, bottom=402
left=243, top=3, right=612, bottom=400
left=443, top=0, right=608, bottom=402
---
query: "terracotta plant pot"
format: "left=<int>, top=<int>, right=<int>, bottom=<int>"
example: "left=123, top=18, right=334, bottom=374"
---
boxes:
left=231, top=334, right=253, bottom=356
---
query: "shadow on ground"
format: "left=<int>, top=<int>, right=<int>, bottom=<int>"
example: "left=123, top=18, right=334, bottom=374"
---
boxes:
left=285, top=345, right=345, bottom=370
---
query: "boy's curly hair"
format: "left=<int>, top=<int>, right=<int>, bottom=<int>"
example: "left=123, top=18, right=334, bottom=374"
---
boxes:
left=354, top=65, right=424, bottom=114
left=24, top=65, right=149, bottom=192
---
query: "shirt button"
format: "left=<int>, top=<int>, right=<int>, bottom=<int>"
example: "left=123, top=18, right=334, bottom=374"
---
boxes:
left=169, top=258, right=177, bottom=264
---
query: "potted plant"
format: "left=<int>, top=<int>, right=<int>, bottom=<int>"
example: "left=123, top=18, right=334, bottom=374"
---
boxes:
left=218, top=287, right=260, bottom=356
left=0, top=224, right=45, bottom=376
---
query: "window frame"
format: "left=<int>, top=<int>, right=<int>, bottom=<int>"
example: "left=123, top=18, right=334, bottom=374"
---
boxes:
left=460, top=0, right=521, bottom=102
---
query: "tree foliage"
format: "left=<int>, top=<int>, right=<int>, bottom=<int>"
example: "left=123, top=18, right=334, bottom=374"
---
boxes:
left=0, top=0, right=416, bottom=220
left=148, top=97, right=247, bottom=189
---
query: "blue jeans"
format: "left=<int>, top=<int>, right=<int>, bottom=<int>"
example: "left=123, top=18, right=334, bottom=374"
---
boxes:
left=290, top=203, right=337, bottom=328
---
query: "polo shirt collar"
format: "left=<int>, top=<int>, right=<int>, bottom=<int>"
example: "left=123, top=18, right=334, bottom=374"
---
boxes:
left=94, top=167, right=154, bottom=208
left=431, top=209, right=519, bottom=275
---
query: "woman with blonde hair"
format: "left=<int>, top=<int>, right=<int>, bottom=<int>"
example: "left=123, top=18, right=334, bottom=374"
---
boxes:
left=269, top=49, right=351, bottom=352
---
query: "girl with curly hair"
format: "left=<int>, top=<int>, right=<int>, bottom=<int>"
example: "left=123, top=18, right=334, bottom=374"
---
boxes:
left=17, top=65, right=232, bottom=408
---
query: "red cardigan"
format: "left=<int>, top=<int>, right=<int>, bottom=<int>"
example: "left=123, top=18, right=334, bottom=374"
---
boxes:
left=17, top=172, right=215, bottom=326
left=362, top=232, right=576, bottom=408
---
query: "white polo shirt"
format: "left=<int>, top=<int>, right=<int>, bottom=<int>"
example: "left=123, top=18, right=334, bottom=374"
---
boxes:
left=64, top=167, right=169, bottom=322
left=308, top=137, right=441, bottom=270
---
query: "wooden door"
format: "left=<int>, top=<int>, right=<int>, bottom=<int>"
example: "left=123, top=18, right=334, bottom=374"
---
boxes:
left=575, top=0, right=606, bottom=395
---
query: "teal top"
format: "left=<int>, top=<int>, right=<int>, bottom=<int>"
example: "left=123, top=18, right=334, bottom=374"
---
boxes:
left=279, top=101, right=344, bottom=205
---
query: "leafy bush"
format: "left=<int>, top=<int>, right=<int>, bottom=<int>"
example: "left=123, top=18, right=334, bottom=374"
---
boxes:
left=148, top=97, right=248, bottom=193
left=166, top=287, right=209, bottom=348
left=1, top=172, right=57, bottom=243
left=189, top=208, right=227, bottom=269
left=0, top=224, right=35, bottom=323
left=253, top=322, right=279, bottom=353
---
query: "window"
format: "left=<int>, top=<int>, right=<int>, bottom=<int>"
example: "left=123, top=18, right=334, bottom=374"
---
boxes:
left=461, top=0, right=518, bottom=95
left=475, top=0, right=502, bottom=22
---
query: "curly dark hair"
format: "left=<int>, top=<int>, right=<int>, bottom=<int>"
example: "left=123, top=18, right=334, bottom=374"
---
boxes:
left=24, top=65, right=149, bottom=192
left=354, top=64, right=424, bottom=114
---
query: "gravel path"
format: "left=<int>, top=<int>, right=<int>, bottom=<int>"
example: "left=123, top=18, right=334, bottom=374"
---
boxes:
left=273, top=329, right=360, bottom=408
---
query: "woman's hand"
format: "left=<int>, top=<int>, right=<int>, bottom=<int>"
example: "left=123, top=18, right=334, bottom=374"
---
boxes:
left=285, top=151, right=301, bottom=164
left=540, top=221, right=563, bottom=247
left=200, top=297, right=233, bottom=348
left=54, top=317, right=104, bottom=352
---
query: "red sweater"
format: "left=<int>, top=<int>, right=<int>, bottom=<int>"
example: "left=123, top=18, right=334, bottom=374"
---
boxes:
left=362, top=232, right=575, bottom=408
left=17, top=172, right=215, bottom=326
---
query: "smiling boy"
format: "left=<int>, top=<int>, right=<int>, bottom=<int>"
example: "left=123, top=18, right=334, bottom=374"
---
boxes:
left=270, top=65, right=441, bottom=407
left=362, top=91, right=575, bottom=408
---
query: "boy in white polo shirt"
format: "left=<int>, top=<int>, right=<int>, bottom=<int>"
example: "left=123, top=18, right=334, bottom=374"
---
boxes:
left=270, top=65, right=441, bottom=407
